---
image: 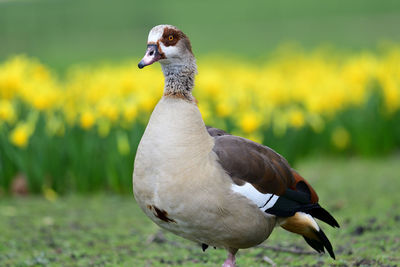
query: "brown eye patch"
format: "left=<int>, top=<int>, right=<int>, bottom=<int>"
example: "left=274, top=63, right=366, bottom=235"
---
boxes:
left=161, top=27, right=194, bottom=54
left=161, top=28, right=181, bottom=46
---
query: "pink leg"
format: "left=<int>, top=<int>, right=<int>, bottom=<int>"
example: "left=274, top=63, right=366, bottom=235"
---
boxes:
left=222, top=250, right=237, bottom=267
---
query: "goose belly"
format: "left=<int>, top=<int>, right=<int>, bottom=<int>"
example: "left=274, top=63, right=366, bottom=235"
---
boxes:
left=133, top=163, right=277, bottom=249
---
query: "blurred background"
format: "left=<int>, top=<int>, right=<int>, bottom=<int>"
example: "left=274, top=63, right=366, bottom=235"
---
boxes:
left=1, top=0, right=400, bottom=265
left=1, top=0, right=399, bottom=194
left=1, top=0, right=400, bottom=69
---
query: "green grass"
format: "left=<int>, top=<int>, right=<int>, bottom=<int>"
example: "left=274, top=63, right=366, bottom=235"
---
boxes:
left=1, top=0, right=400, bottom=72
left=1, top=155, right=399, bottom=266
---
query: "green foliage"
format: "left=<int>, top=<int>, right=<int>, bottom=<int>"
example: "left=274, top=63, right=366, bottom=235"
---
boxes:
left=0, top=122, right=146, bottom=194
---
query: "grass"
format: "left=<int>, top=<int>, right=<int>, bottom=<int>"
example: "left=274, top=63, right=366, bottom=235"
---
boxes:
left=1, top=0, right=400, bottom=72
left=1, top=155, right=399, bottom=266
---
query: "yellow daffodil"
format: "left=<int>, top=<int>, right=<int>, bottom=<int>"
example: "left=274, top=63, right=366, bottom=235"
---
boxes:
left=0, top=47, right=399, bottom=150
left=10, top=123, right=33, bottom=148
left=239, top=112, right=261, bottom=133
left=0, top=100, right=15, bottom=123
left=288, top=109, right=305, bottom=129
left=80, top=111, right=96, bottom=130
left=123, top=104, right=138, bottom=123
left=216, top=102, right=232, bottom=118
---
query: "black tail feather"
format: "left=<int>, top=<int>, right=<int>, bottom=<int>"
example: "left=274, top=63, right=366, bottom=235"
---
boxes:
left=317, top=228, right=335, bottom=259
left=266, top=189, right=340, bottom=229
left=303, top=229, right=335, bottom=260
left=303, top=236, right=325, bottom=254
left=309, top=206, right=340, bottom=228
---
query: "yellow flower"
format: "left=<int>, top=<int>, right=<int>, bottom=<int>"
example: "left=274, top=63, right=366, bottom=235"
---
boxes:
left=380, top=77, right=399, bottom=113
left=288, top=109, right=305, bottom=128
left=216, top=102, right=232, bottom=118
left=10, top=123, right=32, bottom=148
left=0, top=100, right=15, bottom=123
left=239, top=112, right=261, bottom=133
left=31, top=89, right=59, bottom=111
left=123, top=104, right=138, bottom=122
left=198, top=102, right=211, bottom=122
left=139, top=94, right=157, bottom=112
left=32, top=65, right=51, bottom=82
left=0, top=48, right=399, bottom=148
left=98, top=101, right=119, bottom=122
left=80, top=111, right=95, bottom=130
left=0, top=56, right=26, bottom=99
left=0, top=74, right=20, bottom=99
left=331, top=126, right=350, bottom=150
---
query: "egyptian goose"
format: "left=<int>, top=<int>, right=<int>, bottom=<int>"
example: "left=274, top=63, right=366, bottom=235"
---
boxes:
left=133, top=25, right=339, bottom=267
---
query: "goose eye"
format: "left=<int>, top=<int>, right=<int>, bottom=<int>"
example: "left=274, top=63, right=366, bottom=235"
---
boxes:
left=168, top=35, right=174, bottom=41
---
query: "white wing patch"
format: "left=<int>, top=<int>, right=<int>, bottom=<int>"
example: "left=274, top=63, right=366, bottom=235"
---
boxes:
left=231, top=182, right=279, bottom=212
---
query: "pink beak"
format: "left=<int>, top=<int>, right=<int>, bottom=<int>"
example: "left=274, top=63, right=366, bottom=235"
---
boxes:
left=138, top=44, right=162, bottom=69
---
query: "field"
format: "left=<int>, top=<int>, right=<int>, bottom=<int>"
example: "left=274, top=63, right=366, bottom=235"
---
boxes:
left=1, top=156, right=400, bottom=266
left=1, top=0, right=400, bottom=71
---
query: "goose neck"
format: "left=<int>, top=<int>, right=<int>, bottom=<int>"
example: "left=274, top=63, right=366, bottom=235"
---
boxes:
left=161, top=59, right=197, bottom=101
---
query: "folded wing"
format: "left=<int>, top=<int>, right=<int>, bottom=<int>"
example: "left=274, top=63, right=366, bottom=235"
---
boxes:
left=207, top=126, right=339, bottom=258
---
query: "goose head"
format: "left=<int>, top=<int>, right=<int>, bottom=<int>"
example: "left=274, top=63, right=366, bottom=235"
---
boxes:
left=138, top=25, right=195, bottom=69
